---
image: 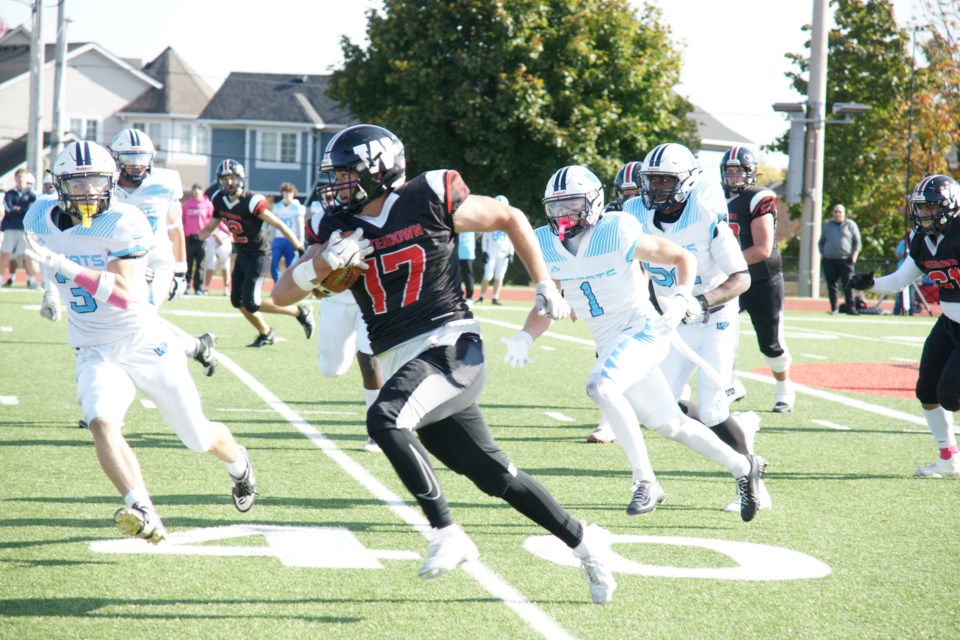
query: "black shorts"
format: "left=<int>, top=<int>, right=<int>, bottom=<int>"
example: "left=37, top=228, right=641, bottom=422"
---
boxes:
left=231, top=253, right=269, bottom=311
left=917, top=316, right=960, bottom=410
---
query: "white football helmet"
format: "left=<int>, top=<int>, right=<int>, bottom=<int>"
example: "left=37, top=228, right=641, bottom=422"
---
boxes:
left=542, top=165, right=605, bottom=240
left=639, top=143, right=700, bottom=211
left=110, top=128, right=156, bottom=186
left=52, top=141, right=119, bottom=227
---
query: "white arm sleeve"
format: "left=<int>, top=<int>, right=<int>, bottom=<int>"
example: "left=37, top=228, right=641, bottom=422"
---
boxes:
left=871, top=258, right=925, bottom=294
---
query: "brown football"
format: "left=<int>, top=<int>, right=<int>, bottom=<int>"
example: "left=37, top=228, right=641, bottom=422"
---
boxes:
left=317, top=266, right=361, bottom=294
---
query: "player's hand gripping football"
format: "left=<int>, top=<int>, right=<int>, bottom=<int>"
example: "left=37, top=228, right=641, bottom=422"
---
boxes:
left=321, top=228, right=373, bottom=271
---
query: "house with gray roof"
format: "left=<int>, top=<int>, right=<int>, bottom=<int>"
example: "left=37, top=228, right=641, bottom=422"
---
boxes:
left=198, top=72, right=356, bottom=198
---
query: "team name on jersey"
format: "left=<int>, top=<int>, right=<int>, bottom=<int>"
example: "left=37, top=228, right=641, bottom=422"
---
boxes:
left=63, top=254, right=108, bottom=268
left=371, top=224, right=424, bottom=251
left=923, top=258, right=958, bottom=269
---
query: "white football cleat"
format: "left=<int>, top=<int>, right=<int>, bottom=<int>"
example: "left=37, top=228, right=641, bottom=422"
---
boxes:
left=573, top=523, right=617, bottom=604
left=362, top=437, right=382, bottom=453
left=418, top=524, right=479, bottom=579
left=915, top=457, right=960, bottom=478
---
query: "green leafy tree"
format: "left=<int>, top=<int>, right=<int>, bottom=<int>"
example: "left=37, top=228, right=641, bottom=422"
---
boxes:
left=330, top=0, right=697, bottom=223
left=778, top=0, right=911, bottom=258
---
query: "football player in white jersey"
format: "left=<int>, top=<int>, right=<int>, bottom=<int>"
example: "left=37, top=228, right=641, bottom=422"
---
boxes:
left=305, top=184, right=384, bottom=453
left=476, top=195, right=515, bottom=305
left=110, top=129, right=217, bottom=376
left=502, top=165, right=766, bottom=521
left=24, top=141, right=257, bottom=544
left=624, top=143, right=771, bottom=513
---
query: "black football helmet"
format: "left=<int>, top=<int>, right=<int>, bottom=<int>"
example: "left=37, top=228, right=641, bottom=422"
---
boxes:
left=910, top=174, right=960, bottom=235
left=216, top=160, right=245, bottom=197
left=320, top=124, right=406, bottom=214
left=720, top=146, right=758, bottom=194
left=613, top=161, right=643, bottom=206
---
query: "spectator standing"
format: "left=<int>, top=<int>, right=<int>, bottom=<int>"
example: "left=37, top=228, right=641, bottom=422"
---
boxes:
left=2, top=168, right=39, bottom=288
left=182, top=183, right=215, bottom=295
left=197, top=160, right=315, bottom=347
left=477, top=195, right=515, bottom=305
left=203, top=220, right=233, bottom=295
left=819, top=203, right=861, bottom=314
left=270, top=183, right=306, bottom=283
left=458, top=229, right=477, bottom=303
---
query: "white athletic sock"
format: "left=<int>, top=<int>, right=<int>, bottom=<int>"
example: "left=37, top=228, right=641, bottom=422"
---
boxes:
left=669, top=415, right=750, bottom=477
left=923, top=407, right=957, bottom=449
left=591, top=389, right=656, bottom=483
left=124, top=488, right=153, bottom=509
left=363, top=387, right=380, bottom=409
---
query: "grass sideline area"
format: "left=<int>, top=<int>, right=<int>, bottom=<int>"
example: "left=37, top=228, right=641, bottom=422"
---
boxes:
left=1, top=287, right=958, bottom=640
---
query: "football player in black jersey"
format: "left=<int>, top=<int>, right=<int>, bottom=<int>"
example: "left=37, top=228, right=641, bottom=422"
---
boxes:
left=851, top=174, right=960, bottom=477
left=197, top=160, right=315, bottom=347
left=274, top=124, right=617, bottom=604
left=721, top=147, right=797, bottom=413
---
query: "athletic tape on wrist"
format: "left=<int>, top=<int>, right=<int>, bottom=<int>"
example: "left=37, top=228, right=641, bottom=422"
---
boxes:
left=292, top=260, right=319, bottom=291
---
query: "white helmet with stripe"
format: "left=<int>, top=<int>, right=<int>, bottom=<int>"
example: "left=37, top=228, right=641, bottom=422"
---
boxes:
left=639, top=143, right=699, bottom=211
left=52, top=140, right=119, bottom=227
left=542, top=165, right=605, bottom=241
left=110, top=128, right=156, bottom=186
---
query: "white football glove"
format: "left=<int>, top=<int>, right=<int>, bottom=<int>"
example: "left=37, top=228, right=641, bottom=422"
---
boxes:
left=534, top=280, right=570, bottom=320
left=40, top=289, right=62, bottom=322
left=679, top=290, right=708, bottom=325
left=24, top=233, right=72, bottom=275
left=501, top=331, right=534, bottom=368
left=168, top=272, right=188, bottom=300
left=322, top=228, right=374, bottom=271
left=652, top=289, right=701, bottom=336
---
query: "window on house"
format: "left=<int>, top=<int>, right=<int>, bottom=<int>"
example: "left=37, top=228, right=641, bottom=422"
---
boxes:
left=176, top=124, right=193, bottom=153
left=259, top=131, right=298, bottom=165
left=68, top=118, right=101, bottom=142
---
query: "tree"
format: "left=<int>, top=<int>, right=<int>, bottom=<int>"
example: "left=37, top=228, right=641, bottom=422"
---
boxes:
left=779, top=0, right=912, bottom=258
left=330, top=0, right=697, bottom=222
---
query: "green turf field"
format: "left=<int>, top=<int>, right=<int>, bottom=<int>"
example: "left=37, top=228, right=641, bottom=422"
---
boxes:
left=1, top=288, right=958, bottom=639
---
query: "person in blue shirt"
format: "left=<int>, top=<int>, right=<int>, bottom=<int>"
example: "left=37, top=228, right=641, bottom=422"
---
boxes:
left=2, top=168, right=38, bottom=288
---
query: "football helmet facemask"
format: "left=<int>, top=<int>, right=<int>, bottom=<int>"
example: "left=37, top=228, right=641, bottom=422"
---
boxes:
left=720, top=146, right=758, bottom=194
left=320, top=124, right=406, bottom=214
left=614, top=161, right=643, bottom=206
left=52, top=141, right=119, bottom=228
left=639, top=143, right=699, bottom=211
left=110, top=128, right=155, bottom=187
left=216, top=160, right=246, bottom=198
left=910, top=174, right=960, bottom=235
left=542, top=165, right=604, bottom=241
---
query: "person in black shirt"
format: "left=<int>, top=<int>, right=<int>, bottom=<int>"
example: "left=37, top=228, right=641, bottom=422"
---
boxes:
left=198, top=160, right=315, bottom=347
left=274, top=124, right=617, bottom=604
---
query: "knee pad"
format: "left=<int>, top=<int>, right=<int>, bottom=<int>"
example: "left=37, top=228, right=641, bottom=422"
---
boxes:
left=764, top=350, right=792, bottom=373
left=585, top=375, right=617, bottom=405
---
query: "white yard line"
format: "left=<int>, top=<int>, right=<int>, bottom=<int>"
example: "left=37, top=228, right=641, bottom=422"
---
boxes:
left=164, top=321, right=578, bottom=640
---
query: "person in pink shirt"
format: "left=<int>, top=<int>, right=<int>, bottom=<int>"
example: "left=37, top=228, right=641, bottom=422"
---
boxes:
left=182, top=183, right=215, bottom=295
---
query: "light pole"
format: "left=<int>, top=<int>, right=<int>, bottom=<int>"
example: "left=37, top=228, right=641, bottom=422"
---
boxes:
left=773, top=101, right=871, bottom=297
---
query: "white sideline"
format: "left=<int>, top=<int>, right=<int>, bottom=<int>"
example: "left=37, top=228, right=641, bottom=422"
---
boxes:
left=164, top=321, right=578, bottom=640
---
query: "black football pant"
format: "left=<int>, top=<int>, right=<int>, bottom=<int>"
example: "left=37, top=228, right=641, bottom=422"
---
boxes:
left=367, top=334, right=581, bottom=547
left=822, top=257, right=855, bottom=312
left=739, top=274, right=787, bottom=358
left=917, top=316, right=960, bottom=411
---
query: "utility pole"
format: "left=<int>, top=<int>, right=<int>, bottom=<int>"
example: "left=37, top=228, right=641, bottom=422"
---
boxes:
left=51, top=0, right=69, bottom=162
left=26, top=0, right=45, bottom=180
left=798, top=0, right=829, bottom=298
